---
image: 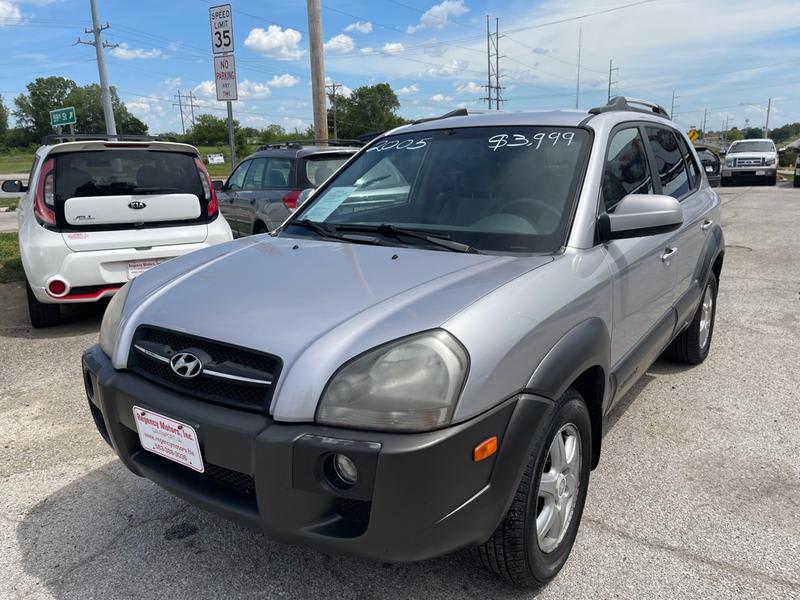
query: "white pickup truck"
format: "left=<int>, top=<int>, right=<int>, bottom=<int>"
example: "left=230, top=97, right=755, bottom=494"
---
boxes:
left=721, top=138, right=778, bottom=186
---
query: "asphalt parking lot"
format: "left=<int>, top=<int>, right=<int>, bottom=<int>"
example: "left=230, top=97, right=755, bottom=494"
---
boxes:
left=1, top=183, right=798, bottom=599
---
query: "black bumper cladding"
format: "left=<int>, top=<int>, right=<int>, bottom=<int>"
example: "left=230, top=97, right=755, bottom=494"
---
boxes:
left=82, top=345, right=553, bottom=562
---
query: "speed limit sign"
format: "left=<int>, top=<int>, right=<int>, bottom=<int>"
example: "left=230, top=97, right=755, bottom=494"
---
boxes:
left=209, top=4, right=234, bottom=55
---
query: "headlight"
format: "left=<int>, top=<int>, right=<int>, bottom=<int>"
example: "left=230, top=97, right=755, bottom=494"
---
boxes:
left=725, top=158, right=735, bottom=167
left=764, top=157, right=775, bottom=166
left=99, top=281, right=132, bottom=357
left=316, top=330, right=469, bottom=432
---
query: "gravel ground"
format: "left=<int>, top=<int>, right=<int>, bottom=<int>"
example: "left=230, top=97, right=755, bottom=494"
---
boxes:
left=1, top=183, right=798, bottom=599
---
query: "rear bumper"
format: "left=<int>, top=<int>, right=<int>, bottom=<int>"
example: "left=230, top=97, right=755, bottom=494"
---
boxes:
left=82, top=345, right=553, bottom=562
left=26, top=222, right=231, bottom=303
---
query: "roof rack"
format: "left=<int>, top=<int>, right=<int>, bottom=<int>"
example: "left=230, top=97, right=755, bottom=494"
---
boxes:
left=588, top=96, right=670, bottom=119
left=256, top=138, right=364, bottom=151
left=41, top=133, right=178, bottom=145
left=412, top=107, right=469, bottom=125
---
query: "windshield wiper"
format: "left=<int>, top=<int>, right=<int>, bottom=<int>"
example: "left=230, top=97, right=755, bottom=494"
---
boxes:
left=334, top=223, right=482, bottom=254
left=286, top=219, right=382, bottom=245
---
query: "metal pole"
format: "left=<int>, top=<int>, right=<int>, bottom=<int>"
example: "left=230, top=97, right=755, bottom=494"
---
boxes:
left=575, top=26, right=581, bottom=109
left=89, top=0, right=116, bottom=135
left=189, top=91, right=196, bottom=129
left=701, top=108, right=707, bottom=141
left=306, top=0, right=328, bottom=145
left=227, top=100, right=236, bottom=167
left=608, top=59, right=612, bottom=103
left=764, top=98, right=771, bottom=138
left=177, top=90, right=185, bottom=135
left=486, top=15, right=492, bottom=110
left=670, top=90, right=678, bottom=120
left=495, top=17, right=500, bottom=110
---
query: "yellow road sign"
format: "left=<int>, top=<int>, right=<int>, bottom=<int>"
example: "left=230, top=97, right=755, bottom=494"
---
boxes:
left=688, top=129, right=699, bottom=142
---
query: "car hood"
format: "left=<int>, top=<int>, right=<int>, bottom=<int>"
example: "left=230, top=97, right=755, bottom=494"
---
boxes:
left=118, top=235, right=552, bottom=421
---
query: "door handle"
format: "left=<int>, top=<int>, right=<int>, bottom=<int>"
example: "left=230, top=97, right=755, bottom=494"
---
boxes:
left=661, top=247, right=678, bottom=262
left=701, top=219, right=713, bottom=231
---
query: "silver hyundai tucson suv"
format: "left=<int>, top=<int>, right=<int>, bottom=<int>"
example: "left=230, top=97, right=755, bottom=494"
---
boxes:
left=82, top=97, right=723, bottom=588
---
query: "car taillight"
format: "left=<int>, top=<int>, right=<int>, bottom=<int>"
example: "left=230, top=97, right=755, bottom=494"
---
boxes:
left=194, top=157, right=218, bottom=217
left=35, top=158, right=56, bottom=226
left=282, top=190, right=301, bottom=212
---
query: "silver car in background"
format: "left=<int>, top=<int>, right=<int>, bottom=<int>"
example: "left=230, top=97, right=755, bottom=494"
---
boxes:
left=83, top=97, right=723, bottom=589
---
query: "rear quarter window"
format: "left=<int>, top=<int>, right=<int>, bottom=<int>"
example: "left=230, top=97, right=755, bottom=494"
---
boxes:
left=304, top=155, right=352, bottom=188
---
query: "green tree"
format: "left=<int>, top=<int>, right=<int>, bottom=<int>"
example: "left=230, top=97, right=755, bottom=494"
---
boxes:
left=742, top=127, right=762, bottom=139
left=725, top=127, right=743, bottom=143
left=13, top=76, right=77, bottom=140
left=0, top=94, right=8, bottom=136
left=63, top=84, right=147, bottom=135
left=188, top=114, right=229, bottom=145
left=327, top=83, right=407, bottom=140
left=258, top=124, right=286, bottom=144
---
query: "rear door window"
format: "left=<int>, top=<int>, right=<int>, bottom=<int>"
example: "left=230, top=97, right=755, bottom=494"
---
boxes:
left=264, top=158, right=292, bottom=188
left=602, top=127, right=653, bottom=212
left=646, top=127, right=690, bottom=198
left=54, top=150, right=203, bottom=200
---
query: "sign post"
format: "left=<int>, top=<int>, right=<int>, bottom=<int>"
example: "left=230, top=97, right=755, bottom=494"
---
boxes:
left=209, top=4, right=237, bottom=167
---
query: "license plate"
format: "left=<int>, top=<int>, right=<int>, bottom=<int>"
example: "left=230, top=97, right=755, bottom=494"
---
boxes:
left=756, top=170, right=765, bottom=176
left=704, top=165, right=714, bottom=172
left=722, top=170, right=731, bottom=176
left=127, top=258, right=167, bottom=279
left=133, top=406, right=204, bottom=472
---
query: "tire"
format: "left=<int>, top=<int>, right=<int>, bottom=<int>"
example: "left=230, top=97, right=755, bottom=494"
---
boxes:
left=26, top=281, right=62, bottom=328
left=475, top=389, right=592, bottom=588
left=253, top=222, right=268, bottom=235
left=720, top=179, right=729, bottom=187
left=665, top=272, right=718, bottom=365
left=793, top=177, right=799, bottom=188
left=767, top=175, right=777, bottom=186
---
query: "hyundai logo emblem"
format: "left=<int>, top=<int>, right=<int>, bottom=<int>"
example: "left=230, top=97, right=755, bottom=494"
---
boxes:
left=128, top=200, right=147, bottom=210
left=170, top=351, right=203, bottom=379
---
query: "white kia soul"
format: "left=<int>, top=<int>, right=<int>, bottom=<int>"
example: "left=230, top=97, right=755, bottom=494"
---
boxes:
left=2, top=136, right=232, bottom=327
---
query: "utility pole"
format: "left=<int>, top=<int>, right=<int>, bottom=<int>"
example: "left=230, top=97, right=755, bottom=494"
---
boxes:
left=76, top=0, right=117, bottom=135
left=607, top=59, right=618, bottom=102
left=482, top=16, right=503, bottom=110
left=701, top=108, right=707, bottom=142
left=306, top=0, right=328, bottom=144
left=575, top=26, right=582, bottom=109
left=326, top=82, right=342, bottom=139
left=764, top=98, right=771, bottom=138
left=670, top=90, right=679, bottom=120
left=173, top=90, right=200, bottom=134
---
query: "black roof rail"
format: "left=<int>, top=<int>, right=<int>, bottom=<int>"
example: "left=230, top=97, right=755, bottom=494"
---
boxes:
left=412, top=107, right=469, bottom=125
left=588, top=96, right=670, bottom=119
left=256, top=138, right=364, bottom=151
left=41, top=133, right=178, bottom=145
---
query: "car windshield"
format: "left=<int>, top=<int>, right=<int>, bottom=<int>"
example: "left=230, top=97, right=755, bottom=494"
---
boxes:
left=285, top=126, right=590, bottom=253
left=728, top=141, right=774, bottom=154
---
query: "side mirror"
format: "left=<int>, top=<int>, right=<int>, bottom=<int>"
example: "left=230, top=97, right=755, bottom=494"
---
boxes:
left=1, top=180, right=25, bottom=193
left=212, top=180, right=225, bottom=192
left=598, top=194, right=683, bottom=241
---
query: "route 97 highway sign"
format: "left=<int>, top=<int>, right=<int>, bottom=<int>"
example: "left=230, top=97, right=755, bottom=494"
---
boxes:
left=209, top=3, right=234, bottom=55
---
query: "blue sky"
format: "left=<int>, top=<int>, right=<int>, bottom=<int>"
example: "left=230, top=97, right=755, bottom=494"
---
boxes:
left=2, top=0, right=800, bottom=136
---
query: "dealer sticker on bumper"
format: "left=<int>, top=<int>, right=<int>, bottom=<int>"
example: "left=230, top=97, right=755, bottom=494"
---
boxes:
left=127, top=259, right=168, bottom=280
left=133, top=406, right=204, bottom=472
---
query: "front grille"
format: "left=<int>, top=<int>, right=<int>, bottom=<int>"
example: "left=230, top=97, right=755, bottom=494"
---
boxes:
left=203, top=463, right=256, bottom=495
left=735, top=157, right=763, bottom=167
left=129, top=325, right=281, bottom=411
left=335, top=498, right=372, bottom=523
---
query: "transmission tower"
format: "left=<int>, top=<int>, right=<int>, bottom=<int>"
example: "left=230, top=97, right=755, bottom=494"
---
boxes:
left=482, top=16, right=503, bottom=110
left=173, top=90, right=200, bottom=134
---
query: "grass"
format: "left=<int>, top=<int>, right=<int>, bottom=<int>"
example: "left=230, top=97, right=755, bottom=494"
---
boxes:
left=195, top=144, right=261, bottom=177
left=0, top=198, right=18, bottom=210
left=0, top=151, right=35, bottom=175
left=0, top=232, right=23, bottom=284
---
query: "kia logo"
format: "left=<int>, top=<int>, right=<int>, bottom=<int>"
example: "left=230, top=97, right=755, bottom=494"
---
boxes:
left=170, top=352, right=203, bottom=379
left=129, top=201, right=147, bottom=210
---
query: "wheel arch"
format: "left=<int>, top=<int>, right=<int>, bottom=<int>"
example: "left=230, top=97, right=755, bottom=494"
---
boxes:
left=525, top=318, right=610, bottom=469
left=252, top=219, right=269, bottom=234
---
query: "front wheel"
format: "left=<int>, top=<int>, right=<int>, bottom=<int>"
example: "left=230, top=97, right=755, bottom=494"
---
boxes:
left=767, top=174, right=777, bottom=186
left=475, top=389, right=591, bottom=588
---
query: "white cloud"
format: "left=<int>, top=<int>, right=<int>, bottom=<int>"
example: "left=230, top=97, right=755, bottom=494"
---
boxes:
left=0, top=1, right=21, bottom=26
left=244, top=25, right=303, bottom=60
left=324, top=33, right=355, bottom=54
left=127, top=101, right=151, bottom=114
left=397, top=84, right=420, bottom=95
left=344, top=21, right=373, bottom=34
left=359, top=47, right=374, bottom=55
left=430, top=93, right=452, bottom=103
left=423, top=59, right=468, bottom=78
left=163, top=77, right=183, bottom=88
left=407, top=0, right=469, bottom=34
left=192, top=81, right=216, bottom=98
left=382, top=42, right=404, bottom=53
left=268, top=73, right=299, bottom=88
left=110, top=43, right=162, bottom=60
left=239, top=80, right=271, bottom=99
left=455, top=81, right=483, bottom=94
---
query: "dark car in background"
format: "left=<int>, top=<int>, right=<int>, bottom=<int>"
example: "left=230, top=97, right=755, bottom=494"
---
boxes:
left=795, top=155, right=799, bottom=188
left=694, top=146, right=721, bottom=187
left=214, top=141, right=360, bottom=237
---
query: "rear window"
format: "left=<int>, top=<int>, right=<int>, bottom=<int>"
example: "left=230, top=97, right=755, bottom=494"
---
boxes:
left=304, top=155, right=351, bottom=187
left=54, top=150, right=203, bottom=201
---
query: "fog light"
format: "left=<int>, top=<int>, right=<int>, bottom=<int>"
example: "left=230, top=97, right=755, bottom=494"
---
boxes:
left=333, top=454, right=358, bottom=487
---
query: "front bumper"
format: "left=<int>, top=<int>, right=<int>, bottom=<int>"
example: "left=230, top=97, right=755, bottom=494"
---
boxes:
left=720, top=166, right=776, bottom=181
left=82, top=345, right=553, bottom=562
